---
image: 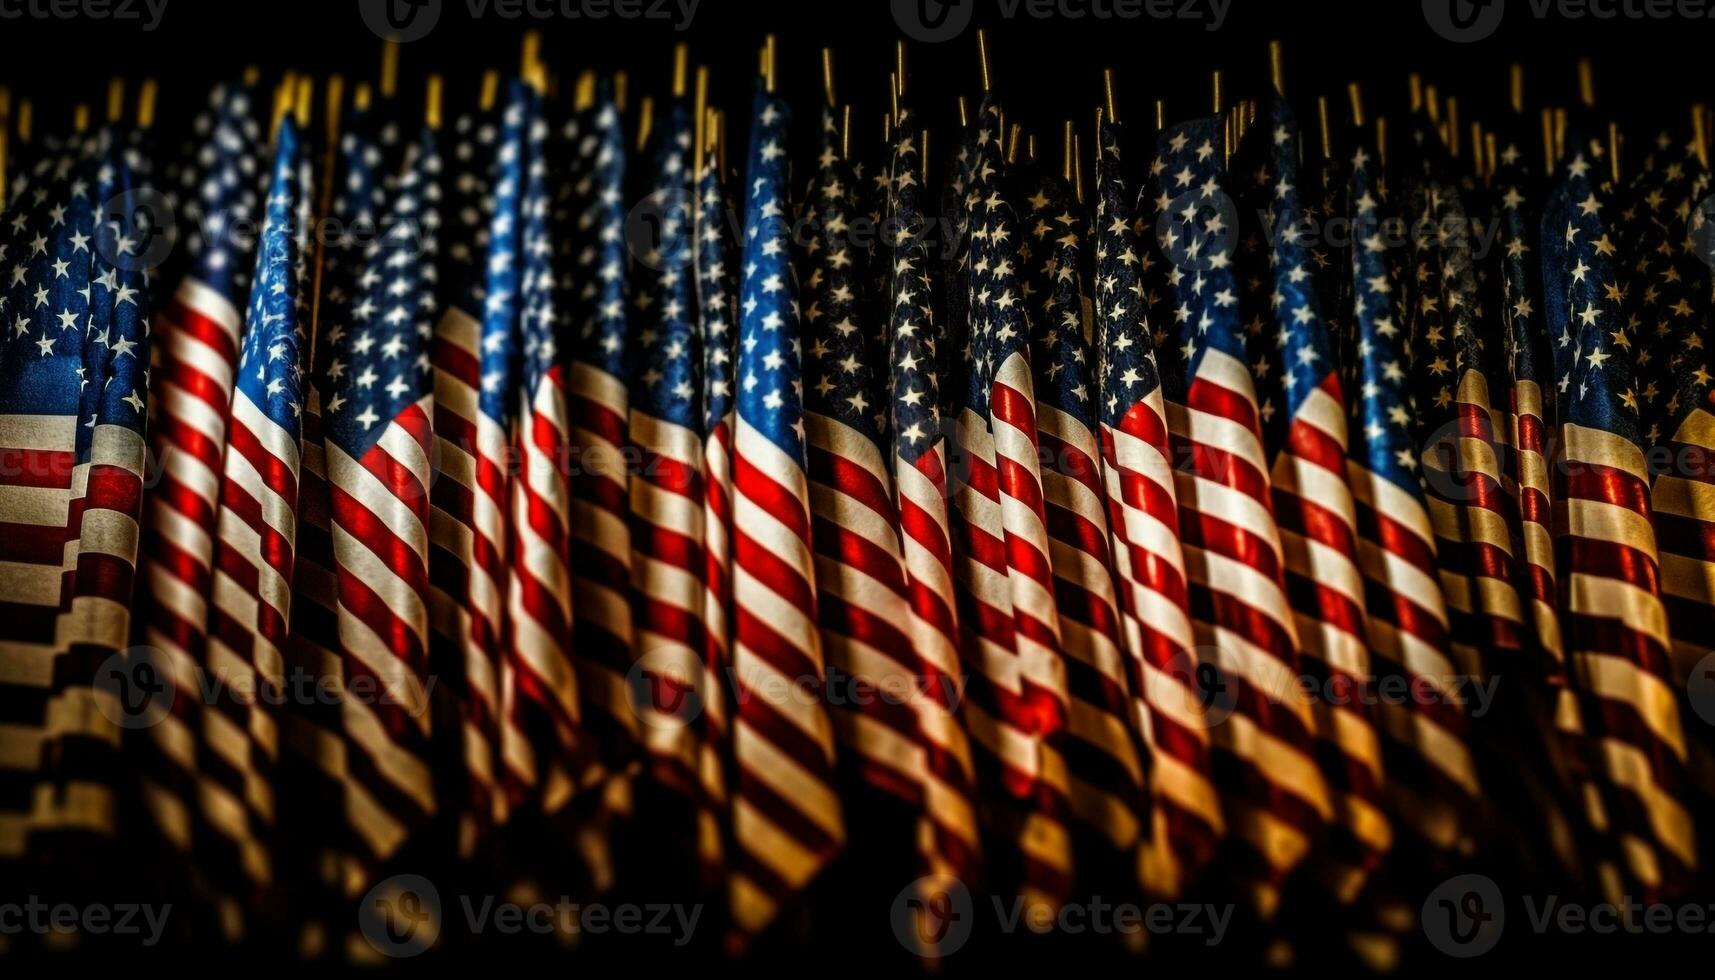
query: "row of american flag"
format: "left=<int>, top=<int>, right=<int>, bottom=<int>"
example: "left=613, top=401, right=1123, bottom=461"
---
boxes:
left=2, top=42, right=1714, bottom=963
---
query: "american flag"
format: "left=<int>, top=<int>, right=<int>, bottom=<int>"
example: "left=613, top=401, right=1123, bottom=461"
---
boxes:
left=1148, top=113, right=1331, bottom=917
left=1236, top=98, right=1389, bottom=900
left=727, top=81, right=845, bottom=943
left=950, top=96, right=1072, bottom=907
left=885, top=102, right=981, bottom=890
left=428, top=101, right=504, bottom=847
left=1344, top=132, right=1481, bottom=856
left=1400, top=114, right=1525, bottom=687
left=282, top=89, right=395, bottom=927
left=500, top=87, right=585, bottom=814
left=1627, top=133, right=1715, bottom=850
left=1092, top=112, right=1223, bottom=900
left=134, top=79, right=267, bottom=855
left=1628, top=135, right=1715, bottom=684
left=627, top=98, right=723, bottom=859
left=1490, top=126, right=1603, bottom=869
left=559, top=89, right=640, bottom=791
left=1492, top=132, right=1567, bottom=685
left=1015, top=162, right=1149, bottom=872
left=799, top=105, right=928, bottom=843
left=0, top=127, right=152, bottom=862
left=321, top=121, right=440, bottom=867
left=190, top=111, right=312, bottom=932
left=694, top=109, right=736, bottom=822
left=1543, top=131, right=1697, bottom=900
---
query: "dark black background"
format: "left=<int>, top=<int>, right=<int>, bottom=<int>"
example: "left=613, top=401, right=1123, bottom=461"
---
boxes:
left=4, top=2, right=1712, bottom=975
left=1, top=0, right=1710, bottom=165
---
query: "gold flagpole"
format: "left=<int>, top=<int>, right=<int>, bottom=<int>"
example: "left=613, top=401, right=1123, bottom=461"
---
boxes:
left=73, top=102, right=90, bottom=133
left=694, top=65, right=709, bottom=171
left=821, top=47, right=836, bottom=108
left=426, top=74, right=443, bottom=131
left=1317, top=96, right=1332, bottom=159
left=381, top=39, right=400, bottom=99
left=1348, top=82, right=1365, bottom=128
left=1104, top=68, right=1118, bottom=126
left=0, top=88, right=9, bottom=207
left=137, top=78, right=158, bottom=129
left=1510, top=63, right=1525, bottom=115
left=1693, top=103, right=1709, bottom=170
left=1376, top=115, right=1387, bottom=168
left=1577, top=58, right=1595, bottom=109
left=106, top=78, right=125, bottom=125
left=1608, top=120, right=1622, bottom=183
left=636, top=96, right=654, bottom=153
left=762, top=34, right=777, bottom=94
left=1268, top=40, right=1284, bottom=98
left=977, top=28, right=992, bottom=91
left=896, top=41, right=907, bottom=126
left=482, top=70, right=500, bottom=112
left=1072, top=130, right=1085, bottom=205
left=1540, top=107, right=1556, bottom=173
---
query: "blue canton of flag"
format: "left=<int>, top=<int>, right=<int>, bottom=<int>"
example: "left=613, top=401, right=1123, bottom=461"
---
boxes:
left=321, top=128, right=439, bottom=448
